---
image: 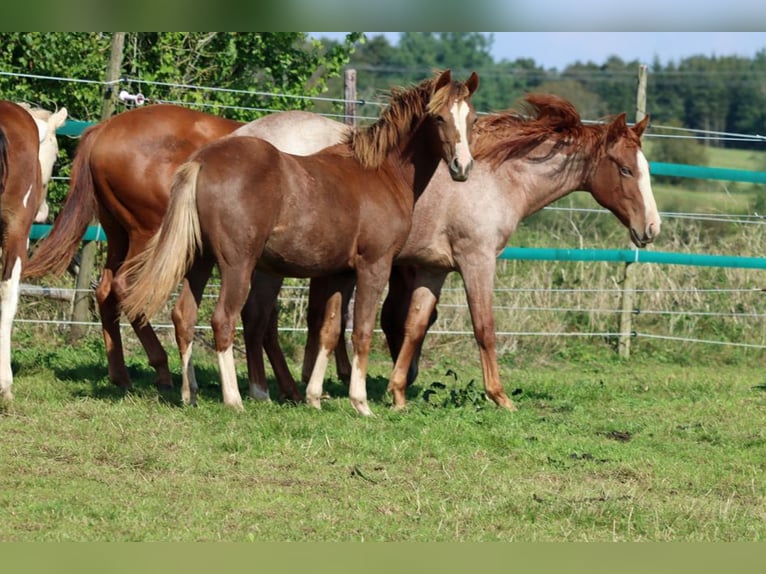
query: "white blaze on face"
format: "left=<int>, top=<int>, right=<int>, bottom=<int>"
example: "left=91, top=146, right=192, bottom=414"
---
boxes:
left=450, top=100, right=473, bottom=169
left=636, top=150, right=661, bottom=238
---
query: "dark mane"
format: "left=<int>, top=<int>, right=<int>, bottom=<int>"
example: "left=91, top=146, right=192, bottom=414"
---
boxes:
left=348, top=72, right=472, bottom=169
left=472, top=93, right=609, bottom=169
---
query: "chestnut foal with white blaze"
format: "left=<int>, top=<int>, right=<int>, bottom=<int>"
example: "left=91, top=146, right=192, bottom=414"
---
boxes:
left=120, top=70, right=479, bottom=415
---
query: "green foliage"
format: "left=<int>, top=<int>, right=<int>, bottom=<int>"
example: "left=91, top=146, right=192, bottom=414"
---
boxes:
left=421, top=369, right=488, bottom=410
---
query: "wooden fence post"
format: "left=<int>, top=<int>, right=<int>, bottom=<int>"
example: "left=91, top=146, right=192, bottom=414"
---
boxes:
left=344, top=68, right=357, bottom=126
left=69, top=32, right=125, bottom=342
left=618, top=64, right=648, bottom=358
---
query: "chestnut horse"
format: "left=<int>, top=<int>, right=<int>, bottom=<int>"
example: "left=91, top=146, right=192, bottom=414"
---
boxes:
left=24, top=104, right=349, bottom=400
left=0, top=100, right=67, bottom=400
left=120, top=70, right=479, bottom=416
left=300, top=93, right=660, bottom=411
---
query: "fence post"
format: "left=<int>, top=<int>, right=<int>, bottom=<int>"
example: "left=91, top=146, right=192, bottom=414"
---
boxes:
left=618, top=64, right=648, bottom=358
left=69, top=32, right=125, bottom=342
left=344, top=68, right=356, bottom=126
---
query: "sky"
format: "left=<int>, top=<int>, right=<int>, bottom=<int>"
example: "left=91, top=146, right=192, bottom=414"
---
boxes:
left=313, top=32, right=766, bottom=71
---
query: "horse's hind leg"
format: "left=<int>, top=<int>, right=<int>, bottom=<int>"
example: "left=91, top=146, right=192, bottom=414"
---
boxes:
left=95, top=267, right=131, bottom=389
left=386, top=268, right=446, bottom=409
left=109, top=235, right=173, bottom=390
left=212, top=261, right=258, bottom=411
left=262, top=302, right=303, bottom=402
left=242, top=271, right=301, bottom=402
left=172, top=258, right=214, bottom=406
left=304, top=274, right=353, bottom=409
left=302, top=276, right=353, bottom=385
left=111, top=275, right=173, bottom=390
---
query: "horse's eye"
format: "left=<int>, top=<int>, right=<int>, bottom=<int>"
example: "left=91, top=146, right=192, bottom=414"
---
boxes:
left=619, top=166, right=633, bottom=177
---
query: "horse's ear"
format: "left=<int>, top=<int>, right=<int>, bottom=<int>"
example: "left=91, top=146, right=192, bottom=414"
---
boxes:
left=607, top=112, right=628, bottom=141
left=633, top=114, right=650, bottom=138
left=466, top=71, right=480, bottom=96
left=434, top=69, right=452, bottom=91
left=49, top=107, right=68, bottom=131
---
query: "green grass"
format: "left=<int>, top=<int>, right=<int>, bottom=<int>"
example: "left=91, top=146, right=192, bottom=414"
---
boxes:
left=2, top=330, right=765, bottom=542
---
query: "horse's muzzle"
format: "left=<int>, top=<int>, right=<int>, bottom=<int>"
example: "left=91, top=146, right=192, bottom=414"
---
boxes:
left=449, top=157, right=473, bottom=182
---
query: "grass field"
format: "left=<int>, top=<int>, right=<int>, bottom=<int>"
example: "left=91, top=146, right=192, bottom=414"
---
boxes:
left=2, top=328, right=765, bottom=542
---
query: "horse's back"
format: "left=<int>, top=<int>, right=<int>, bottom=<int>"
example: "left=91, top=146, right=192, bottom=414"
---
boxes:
left=233, top=110, right=350, bottom=156
left=87, top=104, right=242, bottom=226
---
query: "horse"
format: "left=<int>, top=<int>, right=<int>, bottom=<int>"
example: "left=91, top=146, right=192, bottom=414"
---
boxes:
left=16, top=103, right=68, bottom=223
left=299, top=93, right=660, bottom=411
left=24, top=104, right=349, bottom=401
left=0, top=100, right=67, bottom=400
left=119, top=69, right=479, bottom=416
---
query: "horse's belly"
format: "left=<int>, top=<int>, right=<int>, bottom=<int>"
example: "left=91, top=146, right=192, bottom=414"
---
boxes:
left=259, top=236, right=351, bottom=278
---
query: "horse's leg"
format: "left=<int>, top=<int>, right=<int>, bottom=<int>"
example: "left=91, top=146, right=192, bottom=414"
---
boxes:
left=304, top=275, right=351, bottom=410
left=93, top=225, right=133, bottom=389
left=381, top=265, right=437, bottom=387
left=345, top=261, right=393, bottom=416
left=0, top=248, right=23, bottom=401
left=212, top=261, right=257, bottom=411
left=334, top=281, right=354, bottom=382
left=261, top=299, right=303, bottom=403
left=242, top=271, right=301, bottom=402
left=111, top=256, right=173, bottom=390
left=459, top=255, right=515, bottom=411
left=172, top=257, right=214, bottom=406
left=94, top=267, right=131, bottom=389
left=302, top=276, right=354, bottom=385
left=386, top=268, right=447, bottom=409
left=100, top=217, right=172, bottom=390
left=302, top=276, right=328, bottom=384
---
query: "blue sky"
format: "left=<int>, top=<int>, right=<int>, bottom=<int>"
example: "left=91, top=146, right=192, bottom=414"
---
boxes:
left=312, top=32, right=766, bottom=71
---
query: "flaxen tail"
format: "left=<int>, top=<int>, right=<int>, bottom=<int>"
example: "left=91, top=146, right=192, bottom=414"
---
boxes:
left=23, top=124, right=101, bottom=279
left=120, top=161, right=203, bottom=323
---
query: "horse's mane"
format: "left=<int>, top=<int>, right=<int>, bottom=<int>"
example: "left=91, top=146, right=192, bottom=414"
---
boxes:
left=348, top=72, right=471, bottom=169
left=472, top=93, right=610, bottom=169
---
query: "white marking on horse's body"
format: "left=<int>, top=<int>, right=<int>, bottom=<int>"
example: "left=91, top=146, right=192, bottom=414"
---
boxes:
left=217, top=347, right=244, bottom=411
left=305, top=344, right=332, bottom=409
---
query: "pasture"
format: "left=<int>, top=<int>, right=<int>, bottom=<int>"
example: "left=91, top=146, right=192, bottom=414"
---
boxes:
left=2, top=324, right=765, bottom=542
left=4, top=108, right=766, bottom=544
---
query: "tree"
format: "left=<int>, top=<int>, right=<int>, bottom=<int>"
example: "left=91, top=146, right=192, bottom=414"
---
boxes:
left=0, top=32, right=361, bottom=211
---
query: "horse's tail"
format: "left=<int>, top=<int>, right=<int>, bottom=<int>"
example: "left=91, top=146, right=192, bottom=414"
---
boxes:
left=120, top=161, right=203, bottom=323
left=23, top=123, right=101, bottom=279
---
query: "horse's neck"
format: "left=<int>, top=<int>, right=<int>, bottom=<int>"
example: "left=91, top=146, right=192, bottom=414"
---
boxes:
left=389, top=127, right=443, bottom=203
left=498, top=145, right=591, bottom=218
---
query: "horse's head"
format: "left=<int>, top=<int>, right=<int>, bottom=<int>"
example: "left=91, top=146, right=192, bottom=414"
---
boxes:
left=427, top=69, right=479, bottom=182
left=588, top=113, right=660, bottom=248
left=28, top=106, right=67, bottom=222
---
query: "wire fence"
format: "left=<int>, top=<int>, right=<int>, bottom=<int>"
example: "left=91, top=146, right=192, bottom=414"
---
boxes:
left=9, top=67, right=766, bottom=357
